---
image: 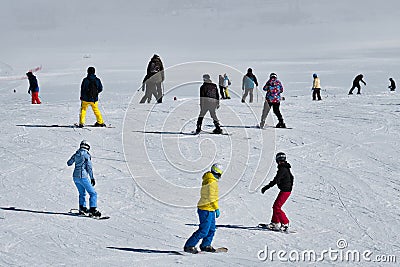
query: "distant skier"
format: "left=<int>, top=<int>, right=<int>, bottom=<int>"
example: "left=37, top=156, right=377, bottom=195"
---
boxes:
left=141, top=54, right=165, bottom=103
left=259, top=73, right=286, bottom=128
left=26, top=71, right=41, bottom=104
left=312, top=73, right=322, bottom=101
left=348, top=74, right=366, bottom=95
left=184, top=163, right=223, bottom=254
left=79, top=67, right=105, bottom=127
left=218, top=73, right=231, bottom=99
left=195, top=74, right=222, bottom=134
left=388, top=78, right=396, bottom=91
left=241, top=68, right=259, bottom=103
left=67, top=140, right=101, bottom=217
left=261, top=152, right=294, bottom=232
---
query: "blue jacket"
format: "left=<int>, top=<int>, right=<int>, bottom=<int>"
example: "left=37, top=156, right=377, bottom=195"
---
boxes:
left=80, top=74, right=103, bottom=102
left=242, top=73, right=258, bottom=90
left=67, top=148, right=94, bottom=179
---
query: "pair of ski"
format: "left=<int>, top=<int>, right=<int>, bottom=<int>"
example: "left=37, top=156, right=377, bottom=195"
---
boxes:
left=69, top=209, right=110, bottom=220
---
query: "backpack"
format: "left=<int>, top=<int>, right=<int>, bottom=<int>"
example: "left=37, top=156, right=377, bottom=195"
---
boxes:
left=87, top=79, right=98, bottom=99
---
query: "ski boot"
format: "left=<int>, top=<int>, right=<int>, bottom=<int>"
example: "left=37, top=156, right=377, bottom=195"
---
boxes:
left=184, top=246, right=199, bottom=254
left=89, top=207, right=102, bottom=217
left=78, top=124, right=84, bottom=128
left=200, top=246, right=216, bottom=252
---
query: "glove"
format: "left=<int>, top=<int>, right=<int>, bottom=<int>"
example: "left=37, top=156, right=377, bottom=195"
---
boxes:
left=28, top=89, right=31, bottom=94
left=91, top=179, right=95, bottom=186
left=261, top=185, right=269, bottom=194
left=215, top=209, right=220, bottom=218
left=142, top=84, right=145, bottom=91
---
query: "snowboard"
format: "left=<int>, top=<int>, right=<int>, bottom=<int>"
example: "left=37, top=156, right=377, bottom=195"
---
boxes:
left=257, top=125, right=293, bottom=130
left=74, top=123, right=115, bottom=128
left=258, top=223, right=296, bottom=234
left=189, top=130, right=231, bottom=136
left=183, top=247, right=228, bottom=255
left=69, top=209, right=110, bottom=220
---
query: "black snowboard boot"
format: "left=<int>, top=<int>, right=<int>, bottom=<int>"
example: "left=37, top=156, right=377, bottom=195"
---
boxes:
left=276, top=119, right=286, bottom=128
left=213, top=120, right=222, bottom=134
left=259, top=120, right=265, bottom=129
left=94, top=122, right=106, bottom=127
left=79, top=205, right=88, bottom=215
left=89, top=207, right=101, bottom=217
left=184, top=246, right=199, bottom=254
left=200, top=246, right=216, bottom=252
left=195, top=117, right=203, bottom=134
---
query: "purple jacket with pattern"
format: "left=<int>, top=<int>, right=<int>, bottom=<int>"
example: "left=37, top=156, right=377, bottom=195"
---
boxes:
left=263, top=77, right=283, bottom=103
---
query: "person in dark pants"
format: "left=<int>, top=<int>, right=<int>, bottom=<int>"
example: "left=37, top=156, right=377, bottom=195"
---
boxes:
left=26, top=72, right=41, bottom=104
left=388, top=78, right=396, bottom=91
left=349, top=74, right=366, bottom=95
left=261, top=152, right=294, bottom=232
left=195, top=74, right=222, bottom=134
left=312, top=73, right=322, bottom=101
left=141, top=54, right=165, bottom=103
left=259, top=73, right=286, bottom=128
left=242, top=68, right=259, bottom=103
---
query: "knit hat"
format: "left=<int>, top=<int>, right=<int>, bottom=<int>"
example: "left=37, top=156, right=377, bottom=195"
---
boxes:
left=87, top=67, right=95, bottom=75
left=203, top=74, right=211, bottom=82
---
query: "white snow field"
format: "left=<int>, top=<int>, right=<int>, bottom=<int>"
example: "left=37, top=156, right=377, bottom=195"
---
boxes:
left=1, top=0, right=400, bottom=266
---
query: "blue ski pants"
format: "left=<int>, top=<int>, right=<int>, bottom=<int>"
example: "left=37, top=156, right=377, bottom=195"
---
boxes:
left=73, top=177, right=97, bottom=208
left=185, top=209, right=216, bottom=248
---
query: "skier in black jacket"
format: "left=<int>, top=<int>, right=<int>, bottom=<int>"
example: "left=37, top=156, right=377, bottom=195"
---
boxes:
left=195, top=74, right=222, bottom=134
left=261, top=152, right=294, bottom=232
left=349, top=74, right=366, bottom=95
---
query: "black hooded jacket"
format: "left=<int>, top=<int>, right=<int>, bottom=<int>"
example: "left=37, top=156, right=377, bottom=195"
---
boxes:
left=263, top=162, right=294, bottom=192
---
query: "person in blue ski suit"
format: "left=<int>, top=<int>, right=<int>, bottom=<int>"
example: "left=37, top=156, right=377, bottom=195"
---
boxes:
left=67, top=140, right=101, bottom=217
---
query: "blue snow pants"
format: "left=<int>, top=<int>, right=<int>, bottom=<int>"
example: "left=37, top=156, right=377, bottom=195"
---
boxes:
left=185, top=209, right=216, bottom=248
left=73, top=177, right=97, bottom=208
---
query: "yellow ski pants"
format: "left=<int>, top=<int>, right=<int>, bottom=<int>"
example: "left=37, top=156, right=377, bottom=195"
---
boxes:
left=79, top=101, right=104, bottom=125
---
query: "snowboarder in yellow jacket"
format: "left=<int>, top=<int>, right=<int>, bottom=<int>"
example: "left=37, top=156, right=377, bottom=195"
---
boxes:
left=184, top=163, right=223, bottom=254
left=312, top=73, right=322, bottom=101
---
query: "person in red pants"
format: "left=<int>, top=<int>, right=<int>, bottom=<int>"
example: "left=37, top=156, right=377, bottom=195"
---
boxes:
left=261, top=152, right=294, bottom=232
left=26, top=71, right=41, bottom=104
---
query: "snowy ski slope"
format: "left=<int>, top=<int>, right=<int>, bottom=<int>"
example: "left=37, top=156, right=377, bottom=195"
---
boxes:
left=0, top=1, right=399, bottom=266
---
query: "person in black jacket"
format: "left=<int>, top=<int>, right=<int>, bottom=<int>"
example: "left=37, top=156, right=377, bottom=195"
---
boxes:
left=26, top=72, right=41, bottom=104
left=261, top=152, right=294, bottom=232
left=140, top=54, right=165, bottom=103
left=195, top=74, right=222, bottom=134
left=349, top=74, right=366, bottom=95
left=79, top=67, right=105, bottom=127
left=388, top=78, right=396, bottom=91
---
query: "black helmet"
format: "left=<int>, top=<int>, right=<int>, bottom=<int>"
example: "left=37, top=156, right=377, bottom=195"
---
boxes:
left=275, top=152, right=286, bottom=163
left=270, top=73, right=277, bottom=79
left=247, top=68, right=253, bottom=73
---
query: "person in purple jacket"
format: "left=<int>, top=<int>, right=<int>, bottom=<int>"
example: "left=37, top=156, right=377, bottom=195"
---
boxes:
left=259, top=73, right=286, bottom=128
left=67, top=140, right=101, bottom=217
